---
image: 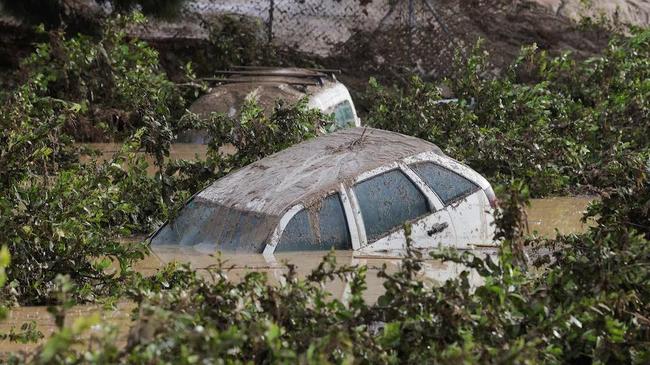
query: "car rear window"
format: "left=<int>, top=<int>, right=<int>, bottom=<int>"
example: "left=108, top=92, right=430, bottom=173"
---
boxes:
left=353, top=169, right=429, bottom=241
left=277, top=193, right=352, bottom=252
left=409, top=162, right=479, bottom=205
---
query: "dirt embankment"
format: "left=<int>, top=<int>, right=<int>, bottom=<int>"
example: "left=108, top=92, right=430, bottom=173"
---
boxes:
left=0, top=0, right=644, bottom=94
left=0, top=23, right=38, bottom=87
left=325, top=0, right=613, bottom=91
left=535, top=0, right=650, bottom=26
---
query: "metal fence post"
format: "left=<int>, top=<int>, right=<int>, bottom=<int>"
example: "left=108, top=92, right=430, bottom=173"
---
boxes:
left=268, top=0, right=275, bottom=44
left=408, top=0, right=416, bottom=64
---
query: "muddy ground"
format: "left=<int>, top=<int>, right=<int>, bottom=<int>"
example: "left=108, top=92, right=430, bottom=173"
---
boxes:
left=323, top=0, right=612, bottom=94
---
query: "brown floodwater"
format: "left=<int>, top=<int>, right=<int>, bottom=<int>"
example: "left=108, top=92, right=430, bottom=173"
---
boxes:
left=81, top=143, right=213, bottom=160
left=527, top=196, right=594, bottom=237
left=1, top=249, right=493, bottom=357
left=0, top=302, right=135, bottom=356
left=78, top=142, right=238, bottom=175
left=1, top=144, right=596, bottom=356
left=79, top=143, right=211, bottom=175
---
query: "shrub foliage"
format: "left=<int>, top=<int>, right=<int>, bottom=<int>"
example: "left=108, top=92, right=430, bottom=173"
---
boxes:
left=0, top=13, right=649, bottom=364
left=366, top=33, right=650, bottom=196
left=0, top=15, right=327, bottom=305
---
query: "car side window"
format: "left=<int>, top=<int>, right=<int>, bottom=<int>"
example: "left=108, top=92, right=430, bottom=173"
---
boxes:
left=328, top=100, right=356, bottom=128
left=276, top=193, right=351, bottom=252
left=410, top=162, right=479, bottom=205
left=353, top=169, right=429, bottom=241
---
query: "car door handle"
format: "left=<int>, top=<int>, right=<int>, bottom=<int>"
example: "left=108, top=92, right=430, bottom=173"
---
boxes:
left=427, top=222, right=449, bottom=236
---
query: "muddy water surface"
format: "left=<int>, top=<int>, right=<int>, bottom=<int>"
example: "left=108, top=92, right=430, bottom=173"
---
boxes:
left=0, top=302, right=134, bottom=356
left=81, top=143, right=210, bottom=159
left=1, top=144, right=597, bottom=356
left=527, top=196, right=594, bottom=237
left=79, top=143, right=210, bottom=174
left=1, top=249, right=492, bottom=357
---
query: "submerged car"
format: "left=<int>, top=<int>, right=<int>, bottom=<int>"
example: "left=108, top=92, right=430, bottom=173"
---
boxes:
left=151, top=128, right=497, bottom=254
left=178, top=67, right=361, bottom=144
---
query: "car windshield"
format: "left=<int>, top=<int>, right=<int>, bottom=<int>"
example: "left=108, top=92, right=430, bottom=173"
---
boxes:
left=151, top=198, right=278, bottom=252
left=327, top=100, right=356, bottom=128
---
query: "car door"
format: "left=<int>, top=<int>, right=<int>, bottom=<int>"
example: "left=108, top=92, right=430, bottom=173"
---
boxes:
left=347, top=166, right=457, bottom=253
left=408, top=161, right=493, bottom=247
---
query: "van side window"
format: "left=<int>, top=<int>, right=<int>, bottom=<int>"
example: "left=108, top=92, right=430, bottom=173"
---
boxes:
left=328, top=100, right=356, bottom=128
left=353, top=169, right=429, bottom=241
left=277, top=193, right=351, bottom=252
left=410, top=162, right=479, bottom=205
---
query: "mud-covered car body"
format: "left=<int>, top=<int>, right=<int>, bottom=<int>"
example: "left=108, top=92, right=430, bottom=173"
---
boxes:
left=178, top=68, right=360, bottom=144
left=151, top=128, right=496, bottom=253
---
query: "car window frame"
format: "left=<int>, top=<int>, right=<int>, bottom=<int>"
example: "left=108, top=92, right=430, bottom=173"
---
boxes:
left=402, top=152, right=490, bottom=191
left=263, top=154, right=479, bottom=255
left=346, top=162, right=445, bottom=247
left=408, top=161, right=481, bottom=206
left=263, top=185, right=359, bottom=256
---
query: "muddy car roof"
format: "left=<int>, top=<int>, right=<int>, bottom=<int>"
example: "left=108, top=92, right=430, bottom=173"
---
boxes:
left=190, top=68, right=338, bottom=119
left=196, top=127, right=444, bottom=217
left=189, top=83, right=305, bottom=118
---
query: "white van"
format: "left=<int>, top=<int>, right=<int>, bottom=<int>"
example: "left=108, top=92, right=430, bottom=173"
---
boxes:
left=178, top=67, right=360, bottom=143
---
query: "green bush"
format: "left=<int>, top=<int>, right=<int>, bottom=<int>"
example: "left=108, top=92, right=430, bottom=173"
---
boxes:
left=366, top=31, right=650, bottom=196
left=20, top=13, right=187, bottom=142
left=205, top=14, right=272, bottom=70
left=9, top=156, right=649, bottom=363
left=0, top=88, right=148, bottom=304
left=0, top=13, right=329, bottom=305
left=0, top=246, right=9, bottom=320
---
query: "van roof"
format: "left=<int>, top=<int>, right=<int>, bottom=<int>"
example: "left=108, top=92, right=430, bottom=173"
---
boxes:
left=195, top=127, right=444, bottom=216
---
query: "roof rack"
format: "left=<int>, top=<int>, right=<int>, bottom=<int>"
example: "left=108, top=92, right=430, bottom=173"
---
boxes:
left=211, top=70, right=328, bottom=78
left=201, top=67, right=342, bottom=87
left=201, top=77, right=321, bottom=86
left=231, top=66, right=342, bottom=75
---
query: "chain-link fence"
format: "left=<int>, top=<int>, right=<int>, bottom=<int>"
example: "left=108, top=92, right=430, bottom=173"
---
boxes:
left=1, top=0, right=598, bottom=82
left=166, top=0, right=467, bottom=78
left=178, top=1, right=459, bottom=53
